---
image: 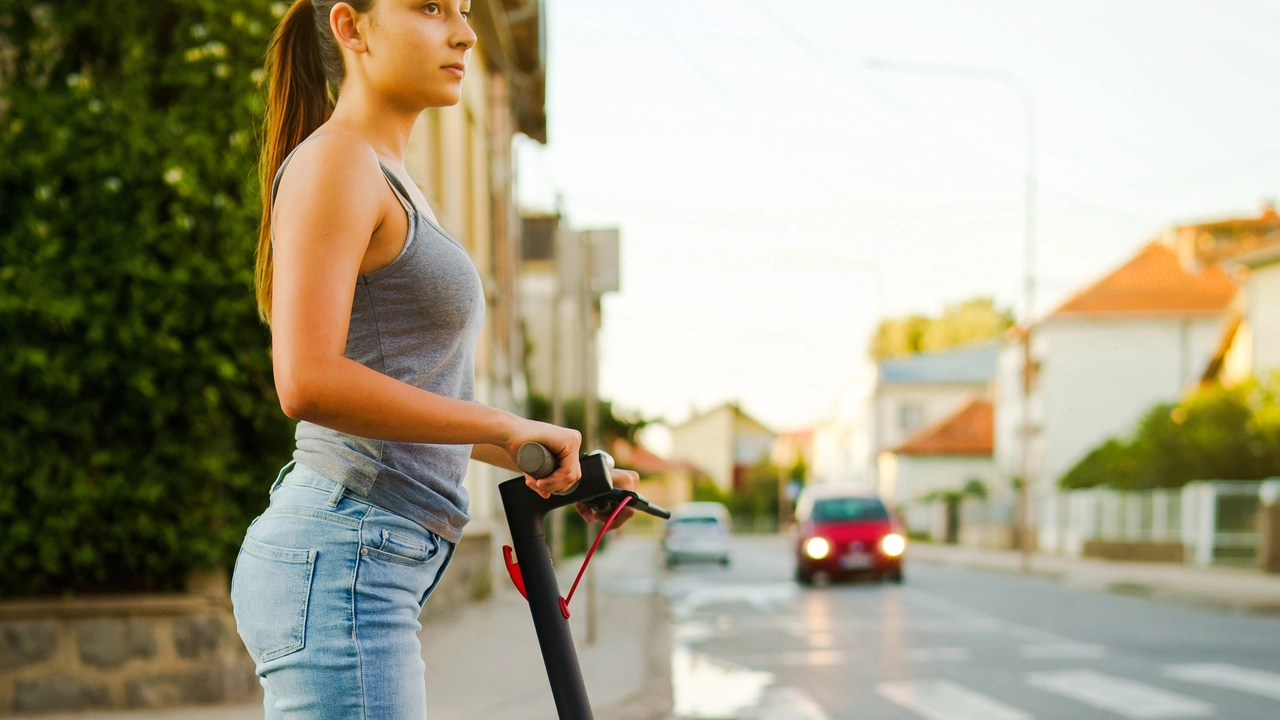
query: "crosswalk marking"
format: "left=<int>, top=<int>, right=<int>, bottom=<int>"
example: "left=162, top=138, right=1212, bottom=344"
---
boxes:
left=904, top=647, right=971, bottom=662
left=1163, top=662, right=1280, bottom=701
left=739, top=686, right=832, bottom=720
left=1027, top=669, right=1213, bottom=719
left=1019, top=643, right=1108, bottom=659
left=878, top=679, right=1033, bottom=720
left=779, top=650, right=846, bottom=666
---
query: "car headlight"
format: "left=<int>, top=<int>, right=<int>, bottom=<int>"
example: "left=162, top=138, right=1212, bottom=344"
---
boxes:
left=880, top=533, right=906, bottom=558
left=804, top=537, right=831, bottom=560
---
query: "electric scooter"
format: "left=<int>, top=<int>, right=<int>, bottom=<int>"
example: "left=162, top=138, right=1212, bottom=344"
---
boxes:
left=500, top=442, right=671, bottom=720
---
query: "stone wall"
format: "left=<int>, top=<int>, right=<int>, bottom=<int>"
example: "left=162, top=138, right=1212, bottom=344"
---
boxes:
left=0, top=578, right=258, bottom=715
left=1, top=530, right=496, bottom=713
left=1082, top=540, right=1185, bottom=563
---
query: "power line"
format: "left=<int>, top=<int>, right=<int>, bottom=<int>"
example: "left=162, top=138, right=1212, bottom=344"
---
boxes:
left=623, top=0, right=731, bottom=101
left=735, top=0, right=1162, bottom=232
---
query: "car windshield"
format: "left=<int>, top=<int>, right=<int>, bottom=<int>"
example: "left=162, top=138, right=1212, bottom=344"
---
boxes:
left=812, top=497, right=889, bottom=522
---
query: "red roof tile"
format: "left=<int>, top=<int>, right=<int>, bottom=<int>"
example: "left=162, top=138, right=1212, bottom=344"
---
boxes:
left=1050, top=243, right=1236, bottom=317
left=894, top=399, right=993, bottom=457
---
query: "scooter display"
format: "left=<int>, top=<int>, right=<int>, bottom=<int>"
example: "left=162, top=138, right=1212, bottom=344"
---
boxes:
left=499, top=442, right=671, bottom=720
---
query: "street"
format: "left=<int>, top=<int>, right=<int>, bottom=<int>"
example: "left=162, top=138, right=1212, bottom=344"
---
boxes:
left=658, top=535, right=1280, bottom=720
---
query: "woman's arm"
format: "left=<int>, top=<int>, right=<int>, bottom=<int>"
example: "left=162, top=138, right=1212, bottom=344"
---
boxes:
left=471, top=444, right=519, bottom=472
left=270, top=135, right=580, bottom=496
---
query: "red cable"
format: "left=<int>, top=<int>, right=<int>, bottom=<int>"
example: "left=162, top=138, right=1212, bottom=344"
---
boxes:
left=559, top=495, right=633, bottom=618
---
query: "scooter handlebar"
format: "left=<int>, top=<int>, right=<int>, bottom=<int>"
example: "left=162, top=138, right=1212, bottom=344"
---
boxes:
left=517, top=441, right=559, bottom=479
left=514, top=442, right=671, bottom=520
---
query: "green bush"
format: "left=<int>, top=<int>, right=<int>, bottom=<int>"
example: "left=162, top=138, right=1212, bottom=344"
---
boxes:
left=1059, top=377, right=1280, bottom=491
left=0, top=1, right=293, bottom=597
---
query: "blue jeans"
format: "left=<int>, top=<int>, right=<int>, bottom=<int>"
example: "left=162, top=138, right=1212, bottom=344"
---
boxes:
left=230, top=461, right=455, bottom=719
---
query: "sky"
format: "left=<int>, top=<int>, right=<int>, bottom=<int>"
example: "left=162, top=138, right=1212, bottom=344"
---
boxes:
left=514, top=0, right=1280, bottom=432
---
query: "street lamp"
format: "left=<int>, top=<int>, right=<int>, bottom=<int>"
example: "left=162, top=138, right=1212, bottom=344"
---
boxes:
left=861, top=59, right=1037, bottom=572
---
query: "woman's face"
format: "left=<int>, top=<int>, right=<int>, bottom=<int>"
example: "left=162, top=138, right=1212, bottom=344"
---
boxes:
left=345, top=0, right=477, bottom=109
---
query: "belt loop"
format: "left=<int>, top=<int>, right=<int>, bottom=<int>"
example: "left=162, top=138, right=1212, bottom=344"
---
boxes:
left=326, top=481, right=345, bottom=508
left=270, top=460, right=298, bottom=495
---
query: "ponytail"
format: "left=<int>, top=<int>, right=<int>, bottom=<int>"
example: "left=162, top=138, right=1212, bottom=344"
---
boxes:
left=255, top=0, right=373, bottom=325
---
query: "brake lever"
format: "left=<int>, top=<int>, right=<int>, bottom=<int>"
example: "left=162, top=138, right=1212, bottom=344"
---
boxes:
left=584, top=488, right=672, bottom=520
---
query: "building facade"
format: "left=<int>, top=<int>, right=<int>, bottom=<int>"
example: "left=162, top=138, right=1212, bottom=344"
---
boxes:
left=995, top=242, right=1237, bottom=508
left=670, top=403, right=776, bottom=493
left=813, top=344, right=999, bottom=491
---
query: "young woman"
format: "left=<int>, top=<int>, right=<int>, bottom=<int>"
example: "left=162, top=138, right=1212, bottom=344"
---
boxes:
left=230, top=1, right=640, bottom=717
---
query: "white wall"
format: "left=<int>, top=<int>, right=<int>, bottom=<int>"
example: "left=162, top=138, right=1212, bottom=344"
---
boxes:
left=1030, top=314, right=1226, bottom=493
left=879, top=454, right=1002, bottom=506
left=1249, top=263, right=1280, bottom=375
left=811, top=364, right=876, bottom=486
left=993, top=339, right=1025, bottom=490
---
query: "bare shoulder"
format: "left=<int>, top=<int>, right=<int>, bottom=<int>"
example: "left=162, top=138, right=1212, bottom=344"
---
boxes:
left=272, top=132, right=386, bottom=231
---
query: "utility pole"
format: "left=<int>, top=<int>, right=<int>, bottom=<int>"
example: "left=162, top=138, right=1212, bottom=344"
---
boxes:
left=582, top=231, right=600, bottom=645
left=862, top=59, right=1036, bottom=572
left=549, top=218, right=565, bottom=567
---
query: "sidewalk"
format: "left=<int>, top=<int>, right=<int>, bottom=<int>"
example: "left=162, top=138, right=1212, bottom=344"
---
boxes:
left=910, top=542, right=1280, bottom=614
left=11, top=535, right=671, bottom=720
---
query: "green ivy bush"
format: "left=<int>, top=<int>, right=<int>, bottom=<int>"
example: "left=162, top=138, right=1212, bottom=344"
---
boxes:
left=1059, top=376, right=1280, bottom=491
left=0, top=1, right=294, bottom=597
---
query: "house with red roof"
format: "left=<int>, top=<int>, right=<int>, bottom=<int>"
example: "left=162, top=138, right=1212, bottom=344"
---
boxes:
left=994, top=237, right=1239, bottom=537
left=878, top=397, right=1009, bottom=546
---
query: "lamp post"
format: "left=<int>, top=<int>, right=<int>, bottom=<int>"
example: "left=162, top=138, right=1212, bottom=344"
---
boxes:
left=861, top=59, right=1036, bottom=572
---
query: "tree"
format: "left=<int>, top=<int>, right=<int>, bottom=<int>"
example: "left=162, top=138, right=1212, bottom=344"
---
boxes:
left=869, top=297, right=1014, bottom=360
left=0, top=1, right=293, bottom=596
left=1059, top=378, right=1280, bottom=490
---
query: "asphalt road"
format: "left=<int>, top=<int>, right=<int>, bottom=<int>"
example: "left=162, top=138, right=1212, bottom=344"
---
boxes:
left=659, top=534, right=1280, bottom=720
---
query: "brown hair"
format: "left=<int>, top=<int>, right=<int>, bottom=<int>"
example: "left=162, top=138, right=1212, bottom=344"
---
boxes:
left=255, top=0, right=375, bottom=324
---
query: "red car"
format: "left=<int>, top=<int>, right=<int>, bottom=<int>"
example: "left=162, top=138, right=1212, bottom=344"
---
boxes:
left=794, top=487, right=905, bottom=584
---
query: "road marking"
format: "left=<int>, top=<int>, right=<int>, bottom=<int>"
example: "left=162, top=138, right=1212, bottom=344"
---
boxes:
left=1163, top=662, right=1280, bottom=701
left=904, top=647, right=972, bottom=662
left=672, top=645, right=773, bottom=719
left=726, top=650, right=849, bottom=667
left=670, top=582, right=798, bottom=619
left=739, top=686, right=831, bottom=720
left=1020, top=643, right=1108, bottom=659
left=1027, top=669, right=1213, bottom=719
left=878, top=679, right=1032, bottom=720
left=780, top=650, right=846, bottom=666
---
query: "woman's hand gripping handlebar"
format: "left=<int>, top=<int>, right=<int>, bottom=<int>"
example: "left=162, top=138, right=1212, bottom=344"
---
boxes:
left=515, top=442, right=672, bottom=521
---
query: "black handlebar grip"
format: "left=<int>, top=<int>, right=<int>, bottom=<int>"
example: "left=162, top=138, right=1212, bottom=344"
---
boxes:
left=517, top=442, right=558, bottom=479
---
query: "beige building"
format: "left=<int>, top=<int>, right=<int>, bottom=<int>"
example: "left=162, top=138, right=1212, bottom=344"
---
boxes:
left=518, top=215, right=620, bottom=402
left=670, top=403, right=776, bottom=493
left=399, top=0, right=545, bottom=598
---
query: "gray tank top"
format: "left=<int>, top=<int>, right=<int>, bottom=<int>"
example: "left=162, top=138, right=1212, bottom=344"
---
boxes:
left=270, top=135, right=486, bottom=543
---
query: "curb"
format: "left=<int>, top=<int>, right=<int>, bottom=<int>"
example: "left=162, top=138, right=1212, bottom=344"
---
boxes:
left=595, top=581, right=673, bottom=720
left=913, top=548, right=1280, bottom=616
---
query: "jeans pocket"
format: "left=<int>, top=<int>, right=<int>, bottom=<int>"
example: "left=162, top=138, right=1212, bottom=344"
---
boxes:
left=364, top=526, right=440, bottom=566
left=231, top=536, right=317, bottom=663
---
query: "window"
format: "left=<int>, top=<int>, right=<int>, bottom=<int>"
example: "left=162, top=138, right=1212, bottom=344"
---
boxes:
left=900, top=404, right=924, bottom=433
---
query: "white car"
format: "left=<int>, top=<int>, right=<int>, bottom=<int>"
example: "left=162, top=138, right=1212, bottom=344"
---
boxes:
left=663, top=502, right=732, bottom=568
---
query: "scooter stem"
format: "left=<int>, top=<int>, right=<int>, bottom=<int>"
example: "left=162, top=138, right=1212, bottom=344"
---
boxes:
left=498, top=451, right=615, bottom=720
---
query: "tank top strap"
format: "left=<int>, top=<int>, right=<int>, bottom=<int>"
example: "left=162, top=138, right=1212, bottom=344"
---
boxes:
left=270, top=132, right=329, bottom=206
left=268, top=135, right=419, bottom=252
left=375, top=161, right=422, bottom=220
